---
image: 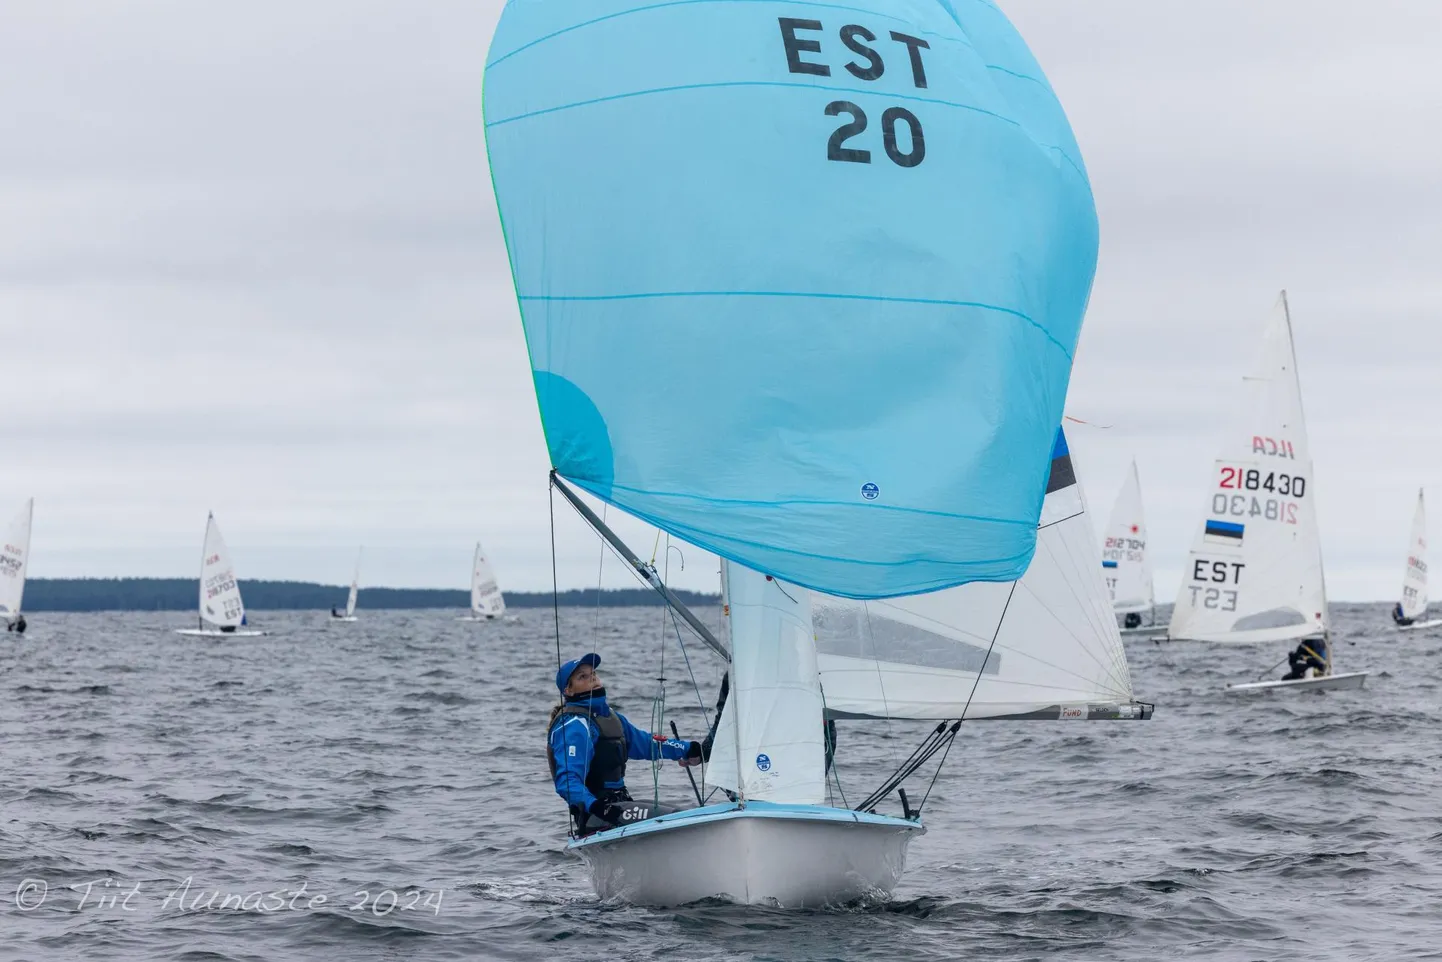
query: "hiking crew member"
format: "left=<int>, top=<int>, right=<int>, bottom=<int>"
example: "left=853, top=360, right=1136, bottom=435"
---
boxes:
left=1282, top=638, right=1329, bottom=680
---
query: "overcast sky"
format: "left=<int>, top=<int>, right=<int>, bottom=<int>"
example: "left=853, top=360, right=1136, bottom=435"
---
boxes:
left=2, top=1, right=1439, bottom=600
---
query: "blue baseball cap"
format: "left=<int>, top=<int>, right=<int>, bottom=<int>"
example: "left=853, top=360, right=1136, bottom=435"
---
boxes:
left=556, top=653, right=601, bottom=693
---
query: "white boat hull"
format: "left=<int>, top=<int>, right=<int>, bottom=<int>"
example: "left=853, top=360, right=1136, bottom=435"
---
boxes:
left=1119, top=624, right=1168, bottom=638
left=175, top=628, right=267, bottom=637
left=569, top=801, right=921, bottom=907
left=1395, top=618, right=1442, bottom=632
left=1225, top=671, right=1368, bottom=693
left=330, top=616, right=358, bottom=622
left=457, top=614, right=518, bottom=623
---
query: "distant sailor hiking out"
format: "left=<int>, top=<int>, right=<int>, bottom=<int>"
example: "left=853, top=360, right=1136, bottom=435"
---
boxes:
left=547, top=653, right=703, bottom=835
left=1281, top=638, right=1329, bottom=680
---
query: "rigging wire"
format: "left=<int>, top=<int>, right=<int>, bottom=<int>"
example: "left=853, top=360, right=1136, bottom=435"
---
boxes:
left=548, top=477, right=561, bottom=669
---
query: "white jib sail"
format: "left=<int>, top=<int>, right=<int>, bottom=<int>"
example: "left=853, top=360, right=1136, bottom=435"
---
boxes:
left=814, top=431, right=1134, bottom=720
left=707, top=561, right=827, bottom=804
left=346, top=548, right=362, bottom=617
left=470, top=542, right=506, bottom=616
left=1400, top=489, right=1428, bottom=619
left=1168, top=292, right=1328, bottom=644
left=0, top=498, right=34, bottom=623
left=199, top=513, right=246, bottom=628
left=1101, top=461, right=1153, bottom=613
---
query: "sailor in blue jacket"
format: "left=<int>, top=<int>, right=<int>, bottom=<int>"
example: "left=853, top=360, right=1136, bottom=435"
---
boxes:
left=548, top=653, right=702, bottom=834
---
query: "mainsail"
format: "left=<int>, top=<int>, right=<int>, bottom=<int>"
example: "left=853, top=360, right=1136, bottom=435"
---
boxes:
left=1400, top=490, right=1429, bottom=620
left=199, top=513, right=246, bottom=628
left=484, top=0, right=1101, bottom=600
left=1168, top=293, right=1327, bottom=644
left=814, top=430, right=1136, bottom=720
left=1101, top=462, right=1154, bottom=614
left=0, top=498, right=33, bottom=624
left=470, top=543, right=506, bottom=617
left=707, top=562, right=828, bottom=803
left=346, top=548, right=362, bottom=618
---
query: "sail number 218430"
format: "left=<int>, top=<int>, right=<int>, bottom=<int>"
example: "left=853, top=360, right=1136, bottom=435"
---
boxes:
left=778, top=18, right=930, bottom=168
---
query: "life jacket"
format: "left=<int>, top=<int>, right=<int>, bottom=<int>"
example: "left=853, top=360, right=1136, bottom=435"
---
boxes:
left=548, top=703, right=630, bottom=802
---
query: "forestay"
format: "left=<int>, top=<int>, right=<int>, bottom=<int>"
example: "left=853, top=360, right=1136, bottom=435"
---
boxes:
left=199, top=514, right=246, bottom=628
left=707, top=562, right=827, bottom=803
left=815, top=430, right=1134, bottom=720
left=1168, top=293, right=1327, bottom=644
left=1400, top=490, right=1428, bottom=620
left=471, top=543, right=506, bottom=617
left=1101, top=462, right=1153, bottom=613
left=484, top=0, right=1100, bottom=599
left=0, top=498, right=33, bottom=623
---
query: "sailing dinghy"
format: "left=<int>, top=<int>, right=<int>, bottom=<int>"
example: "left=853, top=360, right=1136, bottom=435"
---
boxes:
left=331, top=548, right=362, bottom=622
left=457, top=542, right=510, bottom=621
left=1391, top=490, right=1442, bottom=631
left=1101, top=462, right=1164, bottom=637
left=1164, top=293, right=1363, bottom=691
left=176, top=513, right=265, bottom=637
left=0, top=498, right=33, bottom=633
left=485, top=0, right=1150, bottom=905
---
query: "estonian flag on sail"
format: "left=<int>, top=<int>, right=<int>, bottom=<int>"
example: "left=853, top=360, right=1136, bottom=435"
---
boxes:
left=1045, top=431, right=1076, bottom=494
left=1101, top=560, right=1119, bottom=569
left=1204, top=520, right=1244, bottom=545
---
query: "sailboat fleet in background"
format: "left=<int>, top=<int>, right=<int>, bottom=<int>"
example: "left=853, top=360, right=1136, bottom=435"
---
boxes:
left=1102, top=463, right=1162, bottom=637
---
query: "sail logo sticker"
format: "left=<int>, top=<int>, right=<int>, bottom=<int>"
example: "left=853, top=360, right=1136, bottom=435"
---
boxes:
left=755, top=753, right=772, bottom=772
left=860, top=483, right=879, bottom=501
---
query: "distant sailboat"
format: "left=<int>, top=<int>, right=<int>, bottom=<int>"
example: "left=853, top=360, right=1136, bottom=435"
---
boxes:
left=458, top=542, right=508, bottom=621
left=331, top=548, right=362, bottom=622
left=1165, top=293, right=1364, bottom=691
left=176, top=513, right=266, bottom=637
left=1392, top=490, right=1442, bottom=631
left=0, top=498, right=33, bottom=634
left=1101, top=462, right=1162, bottom=636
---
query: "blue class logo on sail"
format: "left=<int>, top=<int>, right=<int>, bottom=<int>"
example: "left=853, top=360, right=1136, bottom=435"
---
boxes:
left=755, top=753, right=772, bottom=772
left=483, top=0, right=1099, bottom=600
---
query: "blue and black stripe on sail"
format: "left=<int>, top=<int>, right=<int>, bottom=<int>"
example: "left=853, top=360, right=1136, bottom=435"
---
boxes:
left=1045, top=429, right=1077, bottom=494
left=1204, top=519, right=1244, bottom=545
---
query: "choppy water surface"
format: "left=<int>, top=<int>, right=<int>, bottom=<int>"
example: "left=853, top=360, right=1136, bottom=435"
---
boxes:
left=0, top=604, right=1437, bottom=960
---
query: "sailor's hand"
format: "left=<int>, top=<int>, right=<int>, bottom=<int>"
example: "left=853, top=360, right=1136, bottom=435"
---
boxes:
left=588, top=800, right=622, bottom=826
left=679, top=741, right=704, bottom=767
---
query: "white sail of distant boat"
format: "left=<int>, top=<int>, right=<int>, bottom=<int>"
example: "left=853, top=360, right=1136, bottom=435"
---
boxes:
left=176, top=513, right=266, bottom=637
left=1392, top=490, right=1442, bottom=631
left=813, top=430, right=1139, bottom=721
left=0, top=498, right=34, bottom=632
left=459, top=542, right=507, bottom=621
left=332, top=547, right=362, bottom=622
left=1101, top=462, right=1161, bottom=636
left=1167, top=293, right=1364, bottom=691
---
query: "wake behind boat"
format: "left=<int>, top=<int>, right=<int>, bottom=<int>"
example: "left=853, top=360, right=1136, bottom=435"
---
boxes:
left=177, top=513, right=266, bottom=637
left=1167, top=292, right=1365, bottom=691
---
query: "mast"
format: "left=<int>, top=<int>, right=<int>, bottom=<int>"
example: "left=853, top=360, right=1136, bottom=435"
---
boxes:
left=1280, top=291, right=1331, bottom=653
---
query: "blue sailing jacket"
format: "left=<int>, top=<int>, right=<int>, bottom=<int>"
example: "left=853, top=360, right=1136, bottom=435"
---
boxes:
left=548, top=691, right=690, bottom=810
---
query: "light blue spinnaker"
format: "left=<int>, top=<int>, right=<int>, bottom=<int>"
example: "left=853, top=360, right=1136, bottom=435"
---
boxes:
left=484, top=0, right=1099, bottom=599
